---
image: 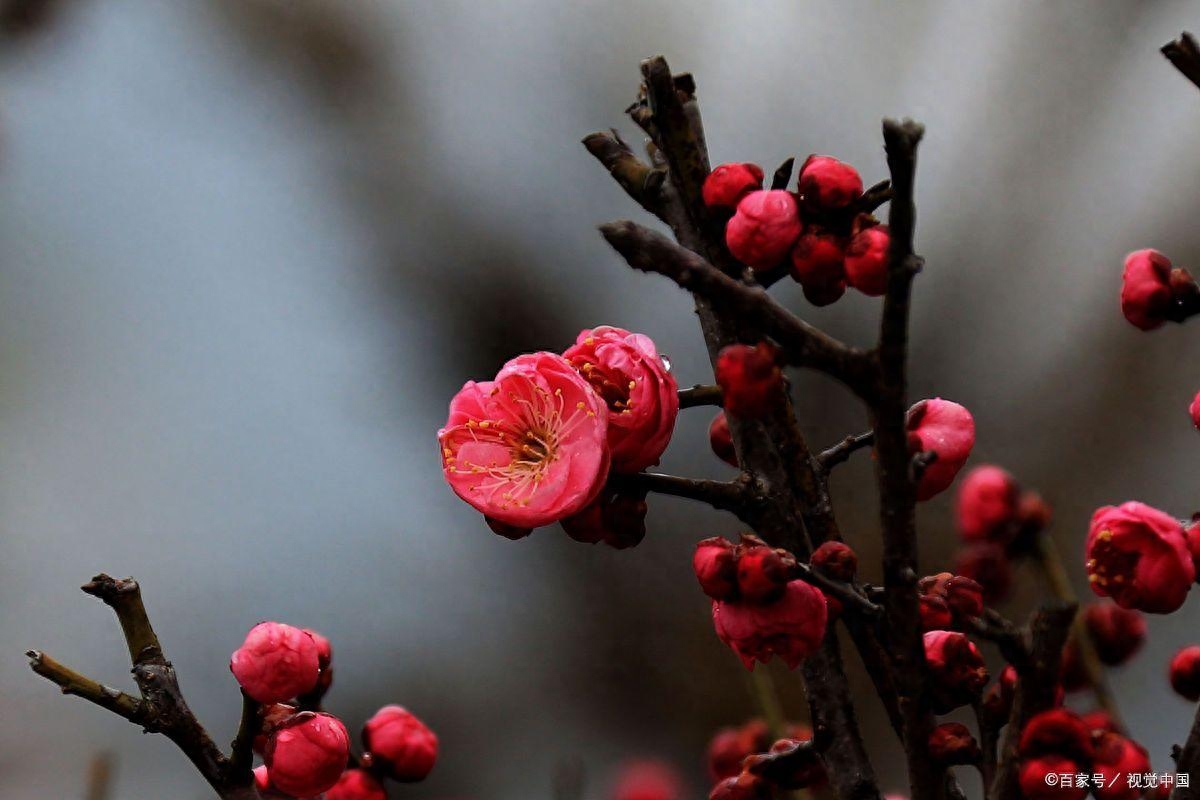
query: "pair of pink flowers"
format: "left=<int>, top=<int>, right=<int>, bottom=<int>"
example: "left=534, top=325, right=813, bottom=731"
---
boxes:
left=438, top=326, right=679, bottom=529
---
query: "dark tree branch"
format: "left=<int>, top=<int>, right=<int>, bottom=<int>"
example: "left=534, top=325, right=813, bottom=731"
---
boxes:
left=582, top=131, right=666, bottom=213
left=593, top=55, right=883, bottom=800
left=973, top=700, right=1000, bottom=793
left=598, top=220, right=877, bottom=397
left=1163, top=32, right=1200, bottom=91
left=1171, top=704, right=1200, bottom=800
left=678, top=383, right=723, bottom=408
left=608, top=470, right=752, bottom=513
left=989, top=603, right=1077, bottom=800
left=870, top=118, right=943, bottom=800
left=857, top=180, right=894, bottom=214
left=968, top=609, right=1027, bottom=668
left=229, top=692, right=261, bottom=780
left=817, top=431, right=875, bottom=472
left=29, top=575, right=262, bottom=800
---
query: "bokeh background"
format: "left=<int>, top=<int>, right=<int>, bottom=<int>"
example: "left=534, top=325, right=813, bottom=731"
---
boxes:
left=3, top=1, right=1200, bottom=797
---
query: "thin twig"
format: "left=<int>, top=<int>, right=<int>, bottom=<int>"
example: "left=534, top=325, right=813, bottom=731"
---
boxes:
left=678, top=384, right=723, bottom=408
left=26, top=651, right=148, bottom=722
left=1163, top=32, right=1200, bottom=91
left=607, top=471, right=752, bottom=512
left=229, top=691, right=261, bottom=780
left=817, top=431, right=874, bottom=472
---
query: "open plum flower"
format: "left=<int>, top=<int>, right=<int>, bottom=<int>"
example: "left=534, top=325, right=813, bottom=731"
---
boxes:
left=564, top=325, right=679, bottom=473
left=438, top=352, right=610, bottom=528
left=1085, top=501, right=1194, bottom=613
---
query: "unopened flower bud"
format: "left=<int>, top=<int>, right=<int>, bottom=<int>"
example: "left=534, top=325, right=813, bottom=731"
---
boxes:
left=1093, top=733, right=1151, bottom=800
left=923, top=630, right=988, bottom=713
left=1192, top=389, right=1200, bottom=430
left=746, top=737, right=824, bottom=789
left=955, top=542, right=1013, bottom=604
left=1080, top=710, right=1120, bottom=736
left=1170, top=645, right=1200, bottom=701
left=1120, top=249, right=1174, bottom=331
left=561, top=487, right=648, bottom=550
left=694, top=537, right=739, bottom=601
left=230, top=622, right=321, bottom=704
left=326, top=768, right=388, bottom=800
left=362, top=705, right=439, bottom=782
left=789, top=230, right=846, bottom=293
left=709, top=772, right=770, bottom=800
left=844, top=225, right=890, bottom=296
left=485, top=515, right=534, bottom=540
left=706, top=720, right=769, bottom=781
left=810, top=541, right=857, bottom=582
left=1084, top=603, right=1145, bottom=666
left=928, top=722, right=979, bottom=765
left=1086, top=501, right=1193, bottom=613
left=906, top=398, right=975, bottom=501
left=955, top=465, right=1020, bottom=543
left=797, top=155, right=862, bottom=211
left=709, top=412, right=739, bottom=467
left=737, top=543, right=795, bottom=605
left=713, top=580, right=828, bottom=670
left=263, top=711, right=350, bottom=797
left=943, top=576, right=984, bottom=621
left=703, top=163, right=765, bottom=209
left=801, top=279, right=847, bottom=307
left=919, top=594, right=952, bottom=631
left=716, top=343, right=783, bottom=419
left=612, top=760, right=683, bottom=800
left=301, top=628, right=333, bottom=699
left=1018, top=708, right=1095, bottom=764
left=726, top=190, right=803, bottom=270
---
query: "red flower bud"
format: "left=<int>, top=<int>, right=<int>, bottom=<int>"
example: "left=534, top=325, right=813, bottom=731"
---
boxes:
left=746, top=736, right=825, bottom=789
left=928, top=722, right=979, bottom=765
left=797, top=155, right=863, bottom=211
left=955, top=542, right=1013, bottom=604
left=703, top=163, right=765, bottom=209
left=326, top=768, right=388, bottom=800
left=263, top=711, right=350, bottom=797
left=726, top=190, right=803, bottom=270
left=706, top=720, right=770, bottom=781
left=1060, top=641, right=1088, bottom=693
left=303, top=628, right=333, bottom=699
left=709, top=412, right=739, bottom=467
left=1084, top=603, right=1145, bottom=666
left=1085, top=501, right=1194, bottom=613
left=919, top=594, right=953, bottom=631
left=737, top=543, right=794, bottom=604
left=944, top=576, right=984, bottom=621
left=1019, top=755, right=1087, bottom=800
left=709, top=772, right=770, bottom=800
left=906, top=398, right=975, bottom=501
left=612, top=760, right=683, bottom=800
left=1170, top=645, right=1200, bottom=701
left=1019, top=708, right=1095, bottom=765
left=810, top=541, right=857, bottom=582
left=362, top=705, right=439, bottom=782
left=801, top=278, right=847, bottom=307
left=230, top=622, right=321, bottom=704
left=1093, top=733, right=1151, bottom=800
left=1120, top=249, right=1174, bottom=331
left=843, top=225, right=890, bottom=297
left=715, top=343, right=783, bottom=419
left=1192, top=389, right=1200, bottom=430
left=485, top=515, right=534, bottom=540
left=713, top=580, right=828, bottom=670
left=790, top=230, right=846, bottom=292
left=955, top=465, right=1020, bottom=543
left=253, top=702, right=299, bottom=755
left=561, top=487, right=648, bottom=550
left=923, top=630, right=988, bottom=713
left=694, top=537, right=740, bottom=601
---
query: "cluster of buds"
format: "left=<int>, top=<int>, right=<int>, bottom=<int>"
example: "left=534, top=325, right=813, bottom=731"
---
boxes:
left=230, top=622, right=437, bottom=798
left=439, top=326, right=679, bottom=544
left=703, top=156, right=890, bottom=304
left=694, top=535, right=828, bottom=669
left=917, top=572, right=983, bottom=631
left=707, top=721, right=826, bottom=800
left=1017, top=708, right=1149, bottom=800
left=951, top=464, right=1052, bottom=603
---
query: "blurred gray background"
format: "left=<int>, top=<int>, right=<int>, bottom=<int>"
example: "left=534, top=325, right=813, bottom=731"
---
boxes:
left=3, top=1, right=1200, bottom=797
